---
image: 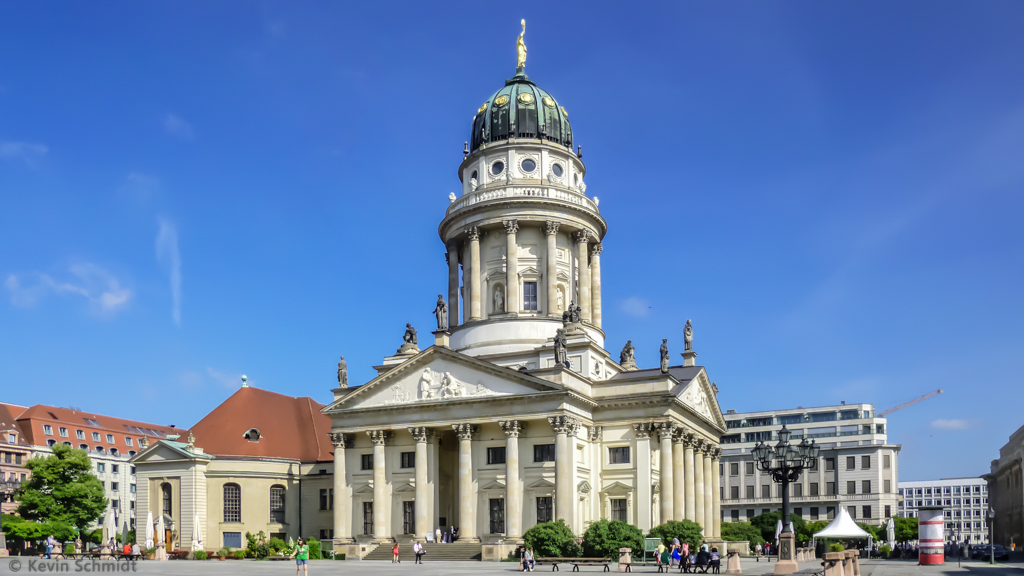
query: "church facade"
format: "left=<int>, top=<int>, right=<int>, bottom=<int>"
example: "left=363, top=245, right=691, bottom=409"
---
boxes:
left=322, top=36, right=726, bottom=555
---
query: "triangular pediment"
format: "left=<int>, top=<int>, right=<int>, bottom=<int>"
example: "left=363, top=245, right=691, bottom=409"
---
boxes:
left=353, top=484, right=374, bottom=495
left=480, top=480, right=506, bottom=491
left=527, top=478, right=555, bottom=489
left=323, top=346, right=564, bottom=413
left=601, top=481, right=633, bottom=494
left=131, top=441, right=212, bottom=464
left=677, top=368, right=727, bottom=431
left=394, top=483, right=416, bottom=494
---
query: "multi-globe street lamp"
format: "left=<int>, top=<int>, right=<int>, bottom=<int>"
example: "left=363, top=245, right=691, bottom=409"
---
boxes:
left=752, top=425, right=820, bottom=574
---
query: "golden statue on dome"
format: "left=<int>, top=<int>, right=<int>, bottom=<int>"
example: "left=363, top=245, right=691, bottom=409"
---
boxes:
left=516, top=19, right=527, bottom=70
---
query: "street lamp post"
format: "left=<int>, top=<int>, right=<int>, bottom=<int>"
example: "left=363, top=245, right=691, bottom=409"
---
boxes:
left=0, top=480, right=23, bottom=558
left=752, top=425, right=820, bottom=575
left=988, top=508, right=995, bottom=565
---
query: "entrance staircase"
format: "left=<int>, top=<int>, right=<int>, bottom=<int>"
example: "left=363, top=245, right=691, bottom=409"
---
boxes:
left=362, top=541, right=483, bottom=562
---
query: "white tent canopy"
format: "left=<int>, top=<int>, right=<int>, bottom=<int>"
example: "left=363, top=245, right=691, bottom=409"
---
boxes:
left=812, top=507, right=873, bottom=548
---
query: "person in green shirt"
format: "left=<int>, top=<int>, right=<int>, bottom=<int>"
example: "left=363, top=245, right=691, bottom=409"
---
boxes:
left=290, top=538, right=310, bottom=576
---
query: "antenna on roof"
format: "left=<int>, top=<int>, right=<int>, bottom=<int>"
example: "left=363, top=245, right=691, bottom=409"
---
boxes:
left=241, top=375, right=248, bottom=388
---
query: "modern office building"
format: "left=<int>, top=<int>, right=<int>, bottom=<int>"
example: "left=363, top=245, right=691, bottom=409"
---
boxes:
left=898, top=477, right=989, bottom=543
left=985, top=423, right=1024, bottom=547
left=719, top=403, right=900, bottom=527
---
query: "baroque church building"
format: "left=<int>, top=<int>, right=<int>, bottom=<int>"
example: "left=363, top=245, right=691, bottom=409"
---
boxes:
left=132, top=30, right=725, bottom=560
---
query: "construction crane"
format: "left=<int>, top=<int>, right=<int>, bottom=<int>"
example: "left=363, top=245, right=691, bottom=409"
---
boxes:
left=879, top=389, right=944, bottom=417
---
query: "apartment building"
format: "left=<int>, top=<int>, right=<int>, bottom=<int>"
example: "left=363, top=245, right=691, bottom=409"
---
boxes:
left=898, top=477, right=989, bottom=543
left=719, top=403, right=901, bottom=526
left=0, top=403, right=33, bottom=515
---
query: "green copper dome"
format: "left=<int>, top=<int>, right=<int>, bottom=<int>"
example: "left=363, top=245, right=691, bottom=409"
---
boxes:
left=470, top=71, right=573, bottom=153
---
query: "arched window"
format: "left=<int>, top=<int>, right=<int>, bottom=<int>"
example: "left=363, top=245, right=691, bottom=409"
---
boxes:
left=46, top=439, right=56, bottom=447
left=223, top=483, right=241, bottom=522
left=161, top=483, right=172, bottom=517
left=270, top=485, right=286, bottom=523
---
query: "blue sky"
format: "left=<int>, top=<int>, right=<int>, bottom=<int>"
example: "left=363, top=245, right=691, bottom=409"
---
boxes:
left=1, top=1, right=1022, bottom=481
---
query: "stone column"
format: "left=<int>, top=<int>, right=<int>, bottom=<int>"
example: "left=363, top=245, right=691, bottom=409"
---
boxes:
left=672, top=430, right=686, bottom=522
left=574, top=230, right=591, bottom=323
left=694, top=439, right=706, bottom=530
left=711, top=447, right=722, bottom=538
left=500, top=420, right=523, bottom=540
left=367, top=430, right=391, bottom=541
left=545, top=221, right=560, bottom=316
left=656, top=423, right=674, bottom=524
left=468, top=227, right=482, bottom=321
left=453, top=423, right=478, bottom=540
left=410, top=427, right=432, bottom=540
left=329, top=433, right=351, bottom=542
left=549, top=415, right=579, bottom=530
left=504, top=220, right=519, bottom=315
left=684, top=433, right=696, bottom=520
left=633, top=423, right=653, bottom=530
left=590, top=242, right=602, bottom=329
left=447, top=242, right=460, bottom=329
left=703, top=446, right=714, bottom=536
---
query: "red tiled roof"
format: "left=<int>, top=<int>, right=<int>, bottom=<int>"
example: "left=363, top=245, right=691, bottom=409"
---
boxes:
left=188, top=386, right=334, bottom=462
left=13, top=403, right=187, bottom=449
left=0, top=403, right=30, bottom=447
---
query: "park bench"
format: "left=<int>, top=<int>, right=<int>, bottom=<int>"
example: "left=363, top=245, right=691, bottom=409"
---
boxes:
left=536, top=557, right=613, bottom=572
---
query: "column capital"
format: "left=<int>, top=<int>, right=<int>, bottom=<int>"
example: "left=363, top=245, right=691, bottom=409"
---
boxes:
left=710, top=446, right=722, bottom=460
left=574, top=229, right=591, bottom=244
left=691, top=436, right=706, bottom=452
left=503, top=219, right=519, bottom=235
left=545, top=221, right=561, bottom=235
left=408, top=427, right=434, bottom=443
left=499, top=420, right=524, bottom=437
left=466, top=226, right=480, bottom=241
left=632, top=422, right=652, bottom=440
left=328, top=432, right=351, bottom=449
left=655, top=422, right=675, bottom=442
left=367, top=429, right=392, bottom=446
left=590, top=242, right=603, bottom=257
left=452, top=423, right=478, bottom=440
left=548, top=415, right=580, bottom=435
left=672, top=427, right=690, bottom=444
left=587, top=425, right=603, bottom=442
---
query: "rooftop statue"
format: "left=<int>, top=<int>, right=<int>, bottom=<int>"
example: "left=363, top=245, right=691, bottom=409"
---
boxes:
left=684, top=319, right=693, bottom=351
left=619, top=340, right=636, bottom=366
left=404, top=323, right=418, bottom=345
left=337, top=355, right=348, bottom=387
left=516, top=20, right=527, bottom=70
left=553, top=328, right=569, bottom=368
left=433, top=294, right=448, bottom=331
left=660, top=339, right=669, bottom=373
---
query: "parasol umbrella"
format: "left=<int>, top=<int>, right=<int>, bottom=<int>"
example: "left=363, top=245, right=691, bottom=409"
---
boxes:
left=101, top=508, right=115, bottom=545
left=191, top=513, right=203, bottom=551
left=155, top=515, right=165, bottom=547
left=121, top=520, right=129, bottom=548
left=886, top=518, right=895, bottom=547
left=775, top=519, right=783, bottom=545
left=145, top=511, right=154, bottom=548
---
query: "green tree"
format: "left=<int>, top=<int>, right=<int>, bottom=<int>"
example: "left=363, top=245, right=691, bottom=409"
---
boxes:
left=856, top=523, right=882, bottom=541
left=720, top=522, right=764, bottom=552
left=749, top=512, right=805, bottom=543
left=797, top=521, right=828, bottom=543
left=646, top=520, right=703, bottom=549
left=582, top=519, right=644, bottom=560
left=16, top=445, right=106, bottom=531
left=524, top=520, right=576, bottom=558
left=892, top=517, right=918, bottom=543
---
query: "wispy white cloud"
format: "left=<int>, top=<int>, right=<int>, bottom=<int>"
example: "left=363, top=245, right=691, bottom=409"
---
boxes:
left=0, top=141, right=48, bottom=167
left=621, top=297, right=651, bottom=318
left=931, top=418, right=971, bottom=430
left=155, top=218, right=182, bottom=326
left=5, top=263, right=132, bottom=315
left=119, top=172, right=160, bottom=201
left=207, top=367, right=248, bottom=389
left=163, top=114, right=194, bottom=139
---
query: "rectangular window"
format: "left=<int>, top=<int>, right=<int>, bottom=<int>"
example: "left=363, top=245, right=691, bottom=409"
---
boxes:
left=223, top=484, right=241, bottom=522
left=363, top=502, right=373, bottom=535
left=537, top=497, right=553, bottom=523
left=827, top=506, right=836, bottom=520
left=793, top=483, right=803, bottom=497
left=106, top=434, right=114, bottom=443
left=270, top=486, right=285, bottom=523
left=112, top=482, right=119, bottom=491
left=608, top=447, right=630, bottom=464
left=745, top=485, right=754, bottom=499
left=745, top=462, right=754, bottom=475
left=810, top=507, right=819, bottom=520
left=825, top=458, right=835, bottom=471
left=862, top=455, right=871, bottom=469
left=489, top=498, right=505, bottom=534
left=810, top=482, right=819, bottom=496
left=487, top=446, right=506, bottom=465
left=794, top=507, right=802, bottom=518
left=112, top=464, right=119, bottom=473
left=731, top=510, right=740, bottom=521
left=130, top=484, right=136, bottom=493
left=610, top=498, right=627, bottom=522
left=885, top=505, right=891, bottom=518
left=523, top=282, right=538, bottom=311
left=320, top=489, right=330, bottom=510
left=43, top=425, right=53, bottom=435
left=862, top=480, right=871, bottom=494
left=59, top=427, right=68, bottom=437
left=92, top=432, right=100, bottom=441
left=847, top=506, right=856, bottom=519
left=846, top=456, right=856, bottom=470
left=847, top=481, right=857, bottom=495
left=125, top=437, right=133, bottom=446
left=98, top=463, right=105, bottom=473
left=403, top=501, right=415, bottom=534
left=761, top=485, right=771, bottom=498
left=883, top=454, right=891, bottom=469
left=361, top=454, right=373, bottom=470
left=3, top=453, right=9, bottom=464
left=534, top=444, right=555, bottom=463
left=76, top=430, right=85, bottom=439
left=400, top=452, right=415, bottom=468
left=746, top=509, right=755, bottom=520
left=884, top=480, right=891, bottom=493
left=730, top=486, right=739, bottom=499
left=730, top=463, right=739, bottom=476
left=223, top=532, right=242, bottom=549
left=826, top=482, right=835, bottom=496
left=862, top=506, right=872, bottom=519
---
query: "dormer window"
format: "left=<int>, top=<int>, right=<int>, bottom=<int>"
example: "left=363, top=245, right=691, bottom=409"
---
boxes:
left=244, top=428, right=262, bottom=443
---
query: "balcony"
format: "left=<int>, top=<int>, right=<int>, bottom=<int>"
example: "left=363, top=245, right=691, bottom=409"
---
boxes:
left=445, top=185, right=600, bottom=217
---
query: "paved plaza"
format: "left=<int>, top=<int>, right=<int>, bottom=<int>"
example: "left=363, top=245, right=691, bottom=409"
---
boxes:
left=2, top=558, right=1024, bottom=576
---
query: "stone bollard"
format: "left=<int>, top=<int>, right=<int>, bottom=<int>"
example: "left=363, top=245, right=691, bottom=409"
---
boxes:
left=823, top=552, right=845, bottom=576
left=845, top=550, right=860, bottom=576
left=618, top=547, right=631, bottom=573
left=726, top=550, right=742, bottom=574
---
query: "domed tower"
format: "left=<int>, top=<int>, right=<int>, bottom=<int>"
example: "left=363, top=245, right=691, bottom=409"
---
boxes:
left=439, top=27, right=606, bottom=358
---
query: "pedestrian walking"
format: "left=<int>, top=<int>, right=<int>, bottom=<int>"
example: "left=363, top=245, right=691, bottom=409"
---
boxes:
left=413, top=541, right=424, bottom=564
left=656, top=540, right=666, bottom=565
left=435, top=527, right=442, bottom=544
left=392, top=542, right=400, bottom=563
left=45, top=535, right=55, bottom=559
left=289, top=538, right=309, bottom=576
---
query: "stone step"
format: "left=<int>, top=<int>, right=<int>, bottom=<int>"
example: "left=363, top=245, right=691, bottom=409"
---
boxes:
left=363, top=542, right=483, bottom=562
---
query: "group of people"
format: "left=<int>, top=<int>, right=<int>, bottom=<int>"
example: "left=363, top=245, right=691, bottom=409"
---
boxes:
left=754, top=542, right=772, bottom=557
left=433, top=526, right=459, bottom=543
left=657, top=539, right=720, bottom=571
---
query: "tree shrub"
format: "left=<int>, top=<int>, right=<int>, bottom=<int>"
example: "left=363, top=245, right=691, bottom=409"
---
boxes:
left=719, top=522, right=764, bottom=552
left=647, top=520, right=703, bottom=550
left=306, top=538, right=322, bottom=560
left=750, top=512, right=805, bottom=544
left=524, top=519, right=576, bottom=558
left=582, top=519, right=643, bottom=560
left=16, top=446, right=106, bottom=531
left=218, top=546, right=231, bottom=558
left=829, top=543, right=844, bottom=552
left=891, top=517, right=918, bottom=543
left=194, top=551, right=208, bottom=560
left=269, top=537, right=287, bottom=552
left=234, top=550, right=246, bottom=559
left=879, top=544, right=891, bottom=558
left=797, top=521, right=828, bottom=544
